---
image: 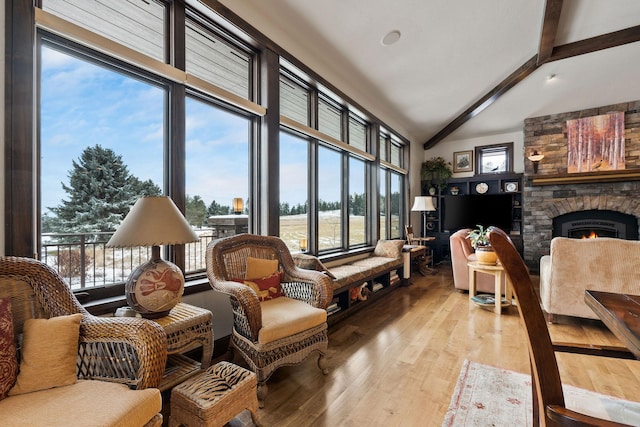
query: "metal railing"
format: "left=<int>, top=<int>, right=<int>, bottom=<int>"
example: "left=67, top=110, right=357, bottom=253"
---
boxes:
left=41, top=230, right=216, bottom=291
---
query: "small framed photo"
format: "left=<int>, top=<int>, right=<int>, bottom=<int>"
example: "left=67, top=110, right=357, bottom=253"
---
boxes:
left=453, top=150, right=473, bottom=173
left=504, top=181, right=518, bottom=192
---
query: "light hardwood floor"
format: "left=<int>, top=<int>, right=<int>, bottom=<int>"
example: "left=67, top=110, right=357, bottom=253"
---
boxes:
left=228, top=265, right=640, bottom=426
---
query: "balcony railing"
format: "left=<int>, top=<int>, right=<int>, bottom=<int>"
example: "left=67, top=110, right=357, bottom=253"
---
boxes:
left=41, top=229, right=216, bottom=291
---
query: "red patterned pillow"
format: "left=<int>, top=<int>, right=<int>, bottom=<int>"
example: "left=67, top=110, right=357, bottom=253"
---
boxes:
left=232, top=271, right=284, bottom=301
left=0, top=298, right=18, bottom=400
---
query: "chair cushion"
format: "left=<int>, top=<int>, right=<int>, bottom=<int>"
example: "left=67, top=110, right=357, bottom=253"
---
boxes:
left=258, top=297, right=327, bottom=344
left=0, top=379, right=161, bottom=427
left=245, top=257, right=279, bottom=280
left=0, top=298, right=18, bottom=400
left=9, top=313, right=82, bottom=396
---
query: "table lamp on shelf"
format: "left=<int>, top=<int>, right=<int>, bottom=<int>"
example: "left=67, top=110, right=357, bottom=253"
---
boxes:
left=106, top=196, right=199, bottom=319
left=411, top=196, right=436, bottom=237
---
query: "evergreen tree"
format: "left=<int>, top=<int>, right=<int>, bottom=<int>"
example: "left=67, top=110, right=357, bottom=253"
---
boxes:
left=207, top=200, right=231, bottom=216
left=48, top=144, right=161, bottom=233
left=186, top=195, right=207, bottom=227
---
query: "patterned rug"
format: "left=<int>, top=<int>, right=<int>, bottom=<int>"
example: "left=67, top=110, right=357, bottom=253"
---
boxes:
left=442, top=359, right=640, bottom=426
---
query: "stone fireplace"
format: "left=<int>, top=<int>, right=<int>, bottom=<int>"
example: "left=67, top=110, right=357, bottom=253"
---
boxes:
left=522, top=100, right=640, bottom=271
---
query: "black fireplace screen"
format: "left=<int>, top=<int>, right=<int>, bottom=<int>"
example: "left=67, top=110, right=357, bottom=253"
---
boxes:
left=553, top=210, right=638, bottom=240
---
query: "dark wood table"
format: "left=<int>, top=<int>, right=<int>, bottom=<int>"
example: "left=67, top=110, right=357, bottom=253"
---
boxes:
left=584, top=290, right=640, bottom=359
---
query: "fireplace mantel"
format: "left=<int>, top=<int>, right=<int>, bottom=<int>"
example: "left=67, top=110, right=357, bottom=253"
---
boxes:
left=531, top=170, right=640, bottom=186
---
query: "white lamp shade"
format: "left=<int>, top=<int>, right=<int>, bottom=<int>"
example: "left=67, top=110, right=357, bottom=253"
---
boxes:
left=411, top=196, right=436, bottom=212
left=106, top=196, right=199, bottom=248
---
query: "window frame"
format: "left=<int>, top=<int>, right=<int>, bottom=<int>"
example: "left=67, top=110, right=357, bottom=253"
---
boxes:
left=475, top=142, right=514, bottom=175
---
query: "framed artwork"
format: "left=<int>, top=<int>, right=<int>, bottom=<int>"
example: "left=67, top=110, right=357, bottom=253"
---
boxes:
left=453, top=150, right=473, bottom=173
left=566, top=112, right=625, bottom=173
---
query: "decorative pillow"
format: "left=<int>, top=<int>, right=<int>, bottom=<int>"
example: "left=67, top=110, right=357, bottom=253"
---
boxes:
left=9, top=313, right=82, bottom=396
left=232, top=272, right=284, bottom=301
left=245, top=257, right=279, bottom=280
left=0, top=298, right=18, bottom=400
left=292, top=253, right=337, bottom=280
left=373, top=239, right=405, bottom=259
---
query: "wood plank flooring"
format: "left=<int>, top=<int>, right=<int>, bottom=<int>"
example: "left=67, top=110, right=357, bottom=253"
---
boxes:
left=226, top=265, right=640, bottom=426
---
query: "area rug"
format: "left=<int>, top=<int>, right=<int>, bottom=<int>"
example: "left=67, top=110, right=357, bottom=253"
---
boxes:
left=442, top=359, right=640, bottom=426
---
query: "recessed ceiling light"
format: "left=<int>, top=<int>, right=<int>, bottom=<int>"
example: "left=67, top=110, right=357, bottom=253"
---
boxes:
left=381, top=30, right=401, bottom=46
left=547, top=73, right=557, bottom=81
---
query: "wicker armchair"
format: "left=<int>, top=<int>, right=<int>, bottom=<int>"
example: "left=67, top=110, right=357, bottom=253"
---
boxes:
left=0, top=256, right=167, bottom=427
left=206, top=234, right=332, bottom=407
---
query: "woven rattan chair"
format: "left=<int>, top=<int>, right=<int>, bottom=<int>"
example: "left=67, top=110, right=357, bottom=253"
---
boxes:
left=0, top=256, right=168, bottom=426
left=206, top=234, right=332, bottom=407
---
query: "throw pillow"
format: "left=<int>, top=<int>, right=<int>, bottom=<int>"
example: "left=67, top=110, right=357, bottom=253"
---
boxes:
left=9, top=313, right=82, bottom=396
left=232, top=271, right=284, bottom=301
left=245, top=257, right=279, bottom=280
left=373, top=239, right=405, bottom=259
left=292, top=253, right=337, bottom=280
left=0, top=298, right=18, bottom=400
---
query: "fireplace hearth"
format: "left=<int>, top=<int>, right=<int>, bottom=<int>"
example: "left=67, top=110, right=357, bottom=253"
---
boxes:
left=553, top=209, right=639, bottom=240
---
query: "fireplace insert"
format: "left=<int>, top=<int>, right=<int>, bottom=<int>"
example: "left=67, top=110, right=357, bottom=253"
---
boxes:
left=552, top=209, right=638, bottom=240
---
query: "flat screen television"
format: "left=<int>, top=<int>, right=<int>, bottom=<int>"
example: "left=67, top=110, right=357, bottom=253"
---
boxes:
left=442, top=194, right=513, bottom=233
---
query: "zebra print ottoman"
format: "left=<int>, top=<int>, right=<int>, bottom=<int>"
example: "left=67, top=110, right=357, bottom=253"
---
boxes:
left=169, top=361, right=260, bottom=427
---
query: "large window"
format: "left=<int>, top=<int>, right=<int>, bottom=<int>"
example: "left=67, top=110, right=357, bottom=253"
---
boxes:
left=185, top=95, right=251, bottom=271
left=348, top=157, right=366, bottom=246
left=8, top=1, right=411, bottom=300
left=318, top=146, right=342, bottom=251
left=40, top=43, right=167, bottom=288
left=279, top=131, right=309, bottom=251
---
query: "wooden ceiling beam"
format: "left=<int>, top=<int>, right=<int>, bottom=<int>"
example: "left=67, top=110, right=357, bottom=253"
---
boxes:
left=537, top=0, right=564, bottom=64
left=548, top=25, right=640, bottom=63
left=422, top=56, right=539, bottom=150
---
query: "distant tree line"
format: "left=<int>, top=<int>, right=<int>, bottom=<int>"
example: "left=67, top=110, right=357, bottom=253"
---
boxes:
left=43, top=145, right=375, bottom=234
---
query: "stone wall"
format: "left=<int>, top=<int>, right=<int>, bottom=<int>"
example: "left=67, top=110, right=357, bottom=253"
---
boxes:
left=522, top=100, right=640, bottom=271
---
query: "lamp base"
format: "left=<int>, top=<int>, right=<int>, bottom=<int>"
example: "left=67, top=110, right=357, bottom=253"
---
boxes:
left=126, top=254, right=184, bottom=319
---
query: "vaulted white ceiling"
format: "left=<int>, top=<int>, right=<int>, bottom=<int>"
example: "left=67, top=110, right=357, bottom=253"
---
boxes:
left=217, top=0, right=640, bottom=148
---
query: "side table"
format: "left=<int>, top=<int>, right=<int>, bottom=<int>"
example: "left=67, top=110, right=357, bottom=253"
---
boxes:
left=467, top=261, right=512, bottom=314
left=151, top=302, right=214, bottom=391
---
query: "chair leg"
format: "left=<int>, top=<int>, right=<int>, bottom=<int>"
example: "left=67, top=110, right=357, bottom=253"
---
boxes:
left=317, top=353, right=329, bottom=375
left=257, top=380, right=267, bottom=409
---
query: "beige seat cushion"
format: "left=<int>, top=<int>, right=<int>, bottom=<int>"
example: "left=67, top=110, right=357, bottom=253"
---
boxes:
left=0, top=379, right=161, bottom=427
left=258, top=297, right=327, bottom=345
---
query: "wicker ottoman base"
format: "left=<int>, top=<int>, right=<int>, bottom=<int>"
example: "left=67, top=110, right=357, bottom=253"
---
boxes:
left=169, top=361, right=260, bottom=427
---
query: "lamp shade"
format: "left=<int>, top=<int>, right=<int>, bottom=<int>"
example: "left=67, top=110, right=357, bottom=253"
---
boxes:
left=107, top=196, right=199, bottom=248
left=411, top=196, right=436, bottom=212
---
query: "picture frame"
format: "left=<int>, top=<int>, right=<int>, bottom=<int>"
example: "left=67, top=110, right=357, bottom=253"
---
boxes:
left=453, top=150, right=473, bottom=173
left=504, top=181, right=518, bottom=192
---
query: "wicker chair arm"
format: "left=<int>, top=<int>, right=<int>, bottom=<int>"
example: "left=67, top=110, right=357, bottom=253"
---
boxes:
left=78, top=314, right=168, bottom=389
left=208, top=278, right=262, bottom=342
left=282, top=267, right=333, bottom=309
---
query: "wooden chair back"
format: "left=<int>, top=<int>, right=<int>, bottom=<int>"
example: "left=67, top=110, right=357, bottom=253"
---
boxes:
left=488, top=227, right=632, bottom=426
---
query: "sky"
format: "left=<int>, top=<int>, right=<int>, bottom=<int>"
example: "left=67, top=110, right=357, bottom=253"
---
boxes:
left=40, top=45, right=351, bottom=215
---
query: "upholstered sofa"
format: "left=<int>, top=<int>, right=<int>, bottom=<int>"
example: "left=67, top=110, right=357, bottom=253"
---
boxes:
left=0, top=256, right=166, bottom=427
left=540, top=237, right=640, bottom=321
left=450, top=228, right=504, bottom=293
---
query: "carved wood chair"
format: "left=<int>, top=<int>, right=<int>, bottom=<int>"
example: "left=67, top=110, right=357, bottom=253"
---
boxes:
left=205, top=234, right=332, bottom=407
left=488, top=227, right=640, bottom=426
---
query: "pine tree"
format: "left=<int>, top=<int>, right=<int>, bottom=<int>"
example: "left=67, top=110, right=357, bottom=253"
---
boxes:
left=48, top=144, right=161, bottom=234
left=186, top=195, right=207, bottom=227
left=207, top=200, right=231, bottom=216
